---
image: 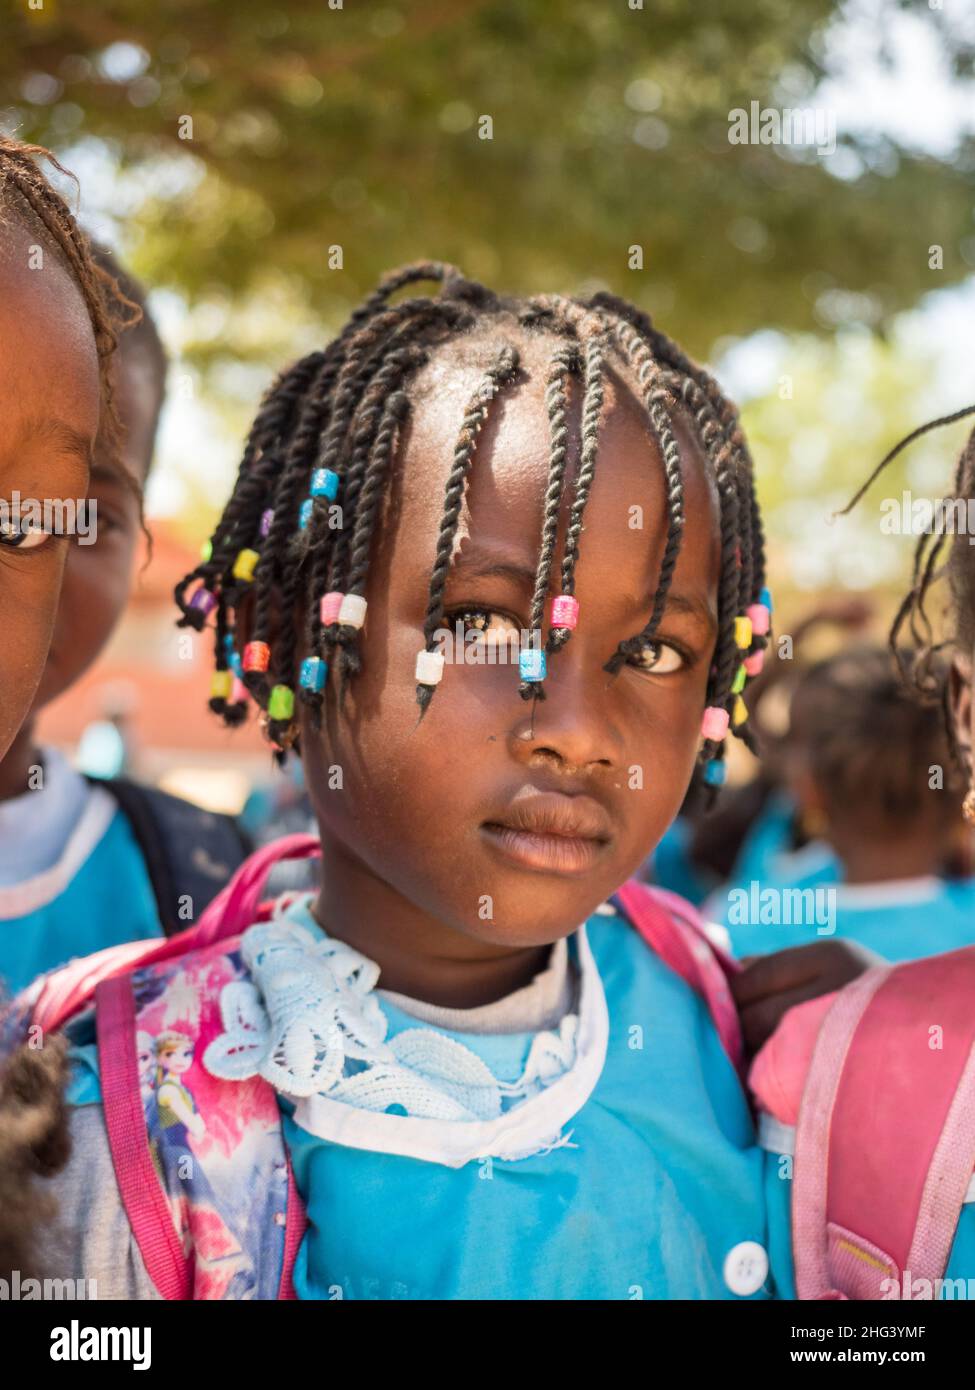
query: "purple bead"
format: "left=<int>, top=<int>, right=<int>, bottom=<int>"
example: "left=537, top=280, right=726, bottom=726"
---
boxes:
left=190, top=587, right=218, bottom=616
left=260, top=508, right=274, bottom=538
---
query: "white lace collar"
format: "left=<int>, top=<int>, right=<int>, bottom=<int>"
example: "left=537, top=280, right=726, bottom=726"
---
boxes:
left=203, top=894, right=609, bottom=1168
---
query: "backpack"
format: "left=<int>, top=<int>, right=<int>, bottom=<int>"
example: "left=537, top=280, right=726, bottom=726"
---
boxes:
left=90, top=776, right=253, bottom=935
left=25, top=835, right=742, bottom=1300
left=749, top=949, right=975, bottom=1300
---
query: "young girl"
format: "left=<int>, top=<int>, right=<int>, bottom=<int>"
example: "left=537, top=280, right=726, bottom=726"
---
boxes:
left=23, top=262, right=794, bottom=1300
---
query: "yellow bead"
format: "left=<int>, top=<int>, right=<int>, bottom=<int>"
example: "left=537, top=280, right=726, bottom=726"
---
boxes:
left=210, top=671, right=233, bottom=701
left=732, top=695, right=748, bottom=727
left=232, top=548, right=260, bottom=582
left=734, top=616, right=752, bottom=649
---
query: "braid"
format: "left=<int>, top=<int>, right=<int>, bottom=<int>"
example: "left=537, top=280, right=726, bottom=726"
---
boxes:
left=547, top=329, right=607, bottom=654
left=518, top=341, right=580, bottom=701
left=415, top=343, right=521, bottom=720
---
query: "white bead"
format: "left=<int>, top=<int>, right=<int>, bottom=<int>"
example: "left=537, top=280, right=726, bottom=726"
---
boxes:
left=723, top=1241, right=768, bottom=1296
left=415, top=649, right=445, bottom=685
left=338, top=593, right=367, bottom=629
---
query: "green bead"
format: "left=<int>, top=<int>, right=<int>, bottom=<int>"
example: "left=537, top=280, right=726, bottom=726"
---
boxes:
left=268, top=684, right=295, bottom=721
left=200, top=538, right=212, bottom=562
left=731, top=663, right=747, bottom=694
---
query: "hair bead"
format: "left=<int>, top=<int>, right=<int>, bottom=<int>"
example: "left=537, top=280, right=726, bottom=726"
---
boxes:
left=743, top=650, right=765, bottom=677
left=210, top=671, right=233, bottom=701
left=268, top=684, right=295, bottom=721
left=703, top=757, right=726, bottom=787
left=337, top=594, right=367, bottom=629
left=701, top=706, right=730, bottom=740
left=733, top=615, right=752, bottom=649
left=746, top=602, right=770, bottom=637
left=299, top=498, right=314, bottom=530
left=259, top=508, right=274, bottom=538
left=759, top=587, right=773, bottom=612
left=243, top=641, right=271, bottom=673
left=550, top=594, right=580, bottom=629
left=415, top=649, right=445, bottom=685
left=310, top=468, right=340, bottom=500
left=200, top=539, right=213, bottom=563
left=232, top=548, right=260, bottom=583
left=731, top=663, right=747, bottom=694
left=732, top=695, right=748, bottom=727
left=230, top=677, right=249, bottom=704
left=300, top=656, right=327, bottom=692
left=519, top=648, right=546, bottom=682
left=190, top=586, right=217, bottom=617
left=320, top=591, right=344, bottom=625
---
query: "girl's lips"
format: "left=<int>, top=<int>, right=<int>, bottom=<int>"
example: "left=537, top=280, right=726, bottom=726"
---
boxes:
left=480, top=823, right=610, bottom=875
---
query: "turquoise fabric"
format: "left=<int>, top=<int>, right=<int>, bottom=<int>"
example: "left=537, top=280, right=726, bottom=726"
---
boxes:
left=284, top=907, right=774, bottom=1301
left=0, top=808, right=162, bottom=996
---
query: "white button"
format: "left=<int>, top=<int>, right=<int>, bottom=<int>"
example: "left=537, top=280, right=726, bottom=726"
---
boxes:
left=594, top=901, right=618, bottom=916
left=723, top=1241, right=768, bottom=1296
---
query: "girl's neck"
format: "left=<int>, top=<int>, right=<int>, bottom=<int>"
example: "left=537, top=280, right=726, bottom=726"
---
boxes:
left=311, top=834, right=553, bottom=1009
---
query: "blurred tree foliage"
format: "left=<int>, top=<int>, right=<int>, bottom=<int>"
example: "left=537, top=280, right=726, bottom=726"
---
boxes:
left=2, top=0, right=975, bottom=364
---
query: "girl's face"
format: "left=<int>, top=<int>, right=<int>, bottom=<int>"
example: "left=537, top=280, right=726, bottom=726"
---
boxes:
left=301, top=331, right=721, bottom=952
left=0, top=218, right=99, bottom=760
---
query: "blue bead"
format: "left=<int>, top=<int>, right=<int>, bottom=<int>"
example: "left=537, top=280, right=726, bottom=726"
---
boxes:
left=759, top=587, right=773, bottom=613
left=299, top=498, right=314, bottom=530
left=519, top=648, right=546, bottom=682
left=300, top=656, right=327, bottom=692
left=703, top=758, right=727, bottom=787
left=229, top=651, right=243, bottom=678
left=310, top=468, right=340, bottom=500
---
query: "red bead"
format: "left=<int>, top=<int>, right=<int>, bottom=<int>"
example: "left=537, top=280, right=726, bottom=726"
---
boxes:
left=243, top=641, right=270, bottom=673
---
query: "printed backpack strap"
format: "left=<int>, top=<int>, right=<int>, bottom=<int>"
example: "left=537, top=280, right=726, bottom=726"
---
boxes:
left=29, top=832, right=322, bottom=1035
left=97, top=968, right=308, bottom=1300
left=96, top=973, right=192, bottom=1299
left=792, top=947, right=975, bottom=1300
left=614, top=877, right=743, bottom=1073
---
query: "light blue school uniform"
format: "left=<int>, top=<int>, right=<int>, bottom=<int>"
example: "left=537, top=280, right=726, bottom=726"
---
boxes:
left=726, top=790, right=839, bottom=891
left=719, top=873, right=975, bottom=963
left=0, top=748, right=161, bottom=996
left=277, top=897, right=775, bottom=1301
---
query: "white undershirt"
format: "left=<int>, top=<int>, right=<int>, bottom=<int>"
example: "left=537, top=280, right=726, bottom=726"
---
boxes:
left=0, top=746, right=94, bottom=887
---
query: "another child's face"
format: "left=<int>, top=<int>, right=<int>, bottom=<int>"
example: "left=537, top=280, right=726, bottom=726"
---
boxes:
left=0, top=219, right=99, bottom=760
left=31, top=345, right=155, bottom=713
left=301, top=332, right=722, bottom=948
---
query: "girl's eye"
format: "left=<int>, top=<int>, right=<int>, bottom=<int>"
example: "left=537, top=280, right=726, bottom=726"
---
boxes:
left=629, top=641, right=687, bottom=675
left=451, top=606, right=522, bottom=638
left=0, top=520, right=52, bottom=551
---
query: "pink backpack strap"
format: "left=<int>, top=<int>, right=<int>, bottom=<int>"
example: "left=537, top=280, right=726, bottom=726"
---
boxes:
left=792, top=947, right=975, bottom=1299
left=31, top=833, right=321, bottom=1034
left=97, top=968, right=308, bottom=1300
left=615, top=878, right=743, bottom=1073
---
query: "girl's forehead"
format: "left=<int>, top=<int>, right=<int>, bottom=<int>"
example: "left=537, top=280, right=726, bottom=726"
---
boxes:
left=394, top=341, right=717, bottom=576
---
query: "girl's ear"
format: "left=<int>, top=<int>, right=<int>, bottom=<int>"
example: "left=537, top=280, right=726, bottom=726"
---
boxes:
left=949, top=650, right=974, bottom=779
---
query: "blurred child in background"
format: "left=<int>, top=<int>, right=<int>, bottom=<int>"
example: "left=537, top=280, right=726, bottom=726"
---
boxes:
left=716, top=642, right=975, bottom=962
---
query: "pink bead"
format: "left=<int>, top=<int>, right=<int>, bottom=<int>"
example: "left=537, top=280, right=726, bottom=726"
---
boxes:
left=744, top=650, right=765, bottom=677
left=747, top=602, right=771, bottom=637
left=701, top=706, right=730, bottom=741
left=551, top=594, right=580, bottom=629
left=320, top=591, right=344, bottom=625
left=231, top=677, right=249, bottom=704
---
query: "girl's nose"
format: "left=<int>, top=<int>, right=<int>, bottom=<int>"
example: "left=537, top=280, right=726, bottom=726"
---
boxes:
left=507, top=660, right=622, bottom=774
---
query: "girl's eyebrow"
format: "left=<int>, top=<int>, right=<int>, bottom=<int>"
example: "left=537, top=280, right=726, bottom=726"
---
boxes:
left=6, top=412, right=94, bottom=473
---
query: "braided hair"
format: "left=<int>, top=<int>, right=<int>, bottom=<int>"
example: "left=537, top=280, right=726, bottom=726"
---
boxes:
left=836, top=402, right=975, bottom=769
left=0, top=137, right=138, bottom=454
left=176, top=263, right=770, bottom=786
